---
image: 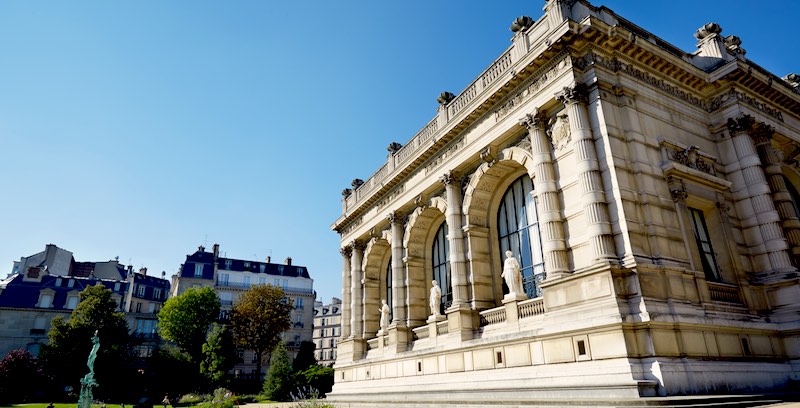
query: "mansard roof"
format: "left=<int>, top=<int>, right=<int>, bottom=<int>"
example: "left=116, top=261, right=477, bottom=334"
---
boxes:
left=0, top=273, right=128, bottom=310
left=179, top=249, right=311, bottom=279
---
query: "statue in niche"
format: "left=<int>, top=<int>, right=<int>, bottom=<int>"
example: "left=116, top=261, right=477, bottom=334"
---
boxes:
left=429, top=280, right=442, bottom=317
left=502, top=251, right=526, bottom=298
left=378, top=299, right=390, bottom=335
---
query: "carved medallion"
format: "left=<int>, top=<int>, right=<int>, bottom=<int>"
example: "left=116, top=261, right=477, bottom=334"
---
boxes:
left=546, top=114, right=571, bottom=151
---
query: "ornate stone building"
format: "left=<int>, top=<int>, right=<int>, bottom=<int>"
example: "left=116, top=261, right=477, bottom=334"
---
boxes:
left=330, top=0, right=800, bottom=405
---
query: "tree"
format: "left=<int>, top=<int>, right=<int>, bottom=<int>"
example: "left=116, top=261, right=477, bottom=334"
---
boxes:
left=0, top=349, right=44, bottom=403
left=230, top=284, right=293, bottom=380
left=40, top=283, right=133, bottom=400
left=262, top=342, right=293, bottom=402
left=296, top=364, right=334, bottom=397
left=201, top=323, right=237, bottom=386
left=158, top=286, right=220, bottom=364
left=292, top=341, right=316, bottom=372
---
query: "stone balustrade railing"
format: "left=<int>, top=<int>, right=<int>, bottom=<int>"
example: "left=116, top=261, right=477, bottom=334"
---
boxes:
left=708, top=282, right=742, bottom=304
left=436, top=321, right=449, bottom=335
left=479, top=306, right=507, bottom=326
left=518, top=297, right=545, bottom=319
left=342, top=45, right=517, bottom=216
left=412, top=324, right=429, bottom=340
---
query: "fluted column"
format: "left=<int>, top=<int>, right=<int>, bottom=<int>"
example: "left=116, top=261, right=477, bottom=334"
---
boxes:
left=349, top=240, right=365, bottom=339
left=727, top=116, right=793, bottom=272
left=556, top=85, right=616, bottom=262
left=440, top=171, right=470, bottom=309
left=520, top=112, right=570, bottom=278
left=389, top=212, right=407, bottom=325
left=752, top=124, right=800, bottom=263
left=339, top=246, right=352, bottom=338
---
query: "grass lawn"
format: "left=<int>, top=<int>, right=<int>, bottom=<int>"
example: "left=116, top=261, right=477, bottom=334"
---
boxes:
left=0, top=405, right=175, bottom=408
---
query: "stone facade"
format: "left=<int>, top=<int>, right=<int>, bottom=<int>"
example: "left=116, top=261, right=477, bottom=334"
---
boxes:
left=313, top=297, right=342, bottom=366
left=330, top=0, right=800, bottom=405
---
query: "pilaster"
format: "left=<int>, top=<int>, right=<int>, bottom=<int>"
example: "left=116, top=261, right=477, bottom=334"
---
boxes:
left=388, top=212, right=407, bottom=325
left=349, top=240, right=365, bottom=340
left=339, top=246, right=352, bottom=338
left=441, top=171, right=470, bottom=309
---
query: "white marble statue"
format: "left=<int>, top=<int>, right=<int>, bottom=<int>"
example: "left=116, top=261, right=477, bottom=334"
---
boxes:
left=430, top=280, right=442, bottom=317
left=378, top=299, right=390, bottom=334
left=502, top=250, right=525, bottom=297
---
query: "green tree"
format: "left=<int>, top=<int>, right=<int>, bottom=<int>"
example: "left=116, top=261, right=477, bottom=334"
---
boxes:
left=0, top=349, right=44, bottom=403
left=230, top=284, right=292, bottom=380
left=292, top=340, right=316, bottom=372
left=296, top=364, right=334, bottom=397
left=201, top=323, right=237, bottom=386
left=40, top=283, right=133, bottom=400
left=158, top=286, right=220, bottom=364
left=262, top=342, right=293, bottom=402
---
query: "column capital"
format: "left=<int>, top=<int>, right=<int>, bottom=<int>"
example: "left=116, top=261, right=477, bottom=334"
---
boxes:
left=670, top=188, right=688, bottom=203
left=555, top=84, right=588, bottom=106
left=726, top=114, right=756, bottom=135
left=439, top=171, right=462, bottom=186
left=350, top=239, right=366, bottom=252
left=340, top=246, right=353, bottom=257
left=387, top=211, right=407, bottom=225
left=750, top=122, right=774, bottom=146
left=518, top=111, right=547, bottom=130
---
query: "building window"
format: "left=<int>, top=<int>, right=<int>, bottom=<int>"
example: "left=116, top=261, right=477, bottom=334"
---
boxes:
left=219, top=273, right=229, bottom=286
left=243, top=275, right=251, bottom=286
left=296, top=297, right=303, bottom=309
left=149, top=303, right=156, bottom=313
left=260, top=264, right=265, bottom=273
left=282, top=279, right=288, bottom=288
left=114, top=282, right=121, bottom=291
left=259, top=277, right=266, bottom=285
left=497, top=175, right=545, bottom=298
left=225, top=260, right=232, bottom=270
left=38, top=293, right=53, bottom=308
left=432, top=222, right=451, bottom=313
left=137, top=285, right=145, bottom=297
left=689, top=207, right=721, bottom=282
left=274, top=278, right=280, bottom=286
left=136, top=302, right=142, bottom=312
left=67, top=279, right=75, bottom=288
left=66, top=295, right=79, bottom=310
left=153, top=288, right=162, bottom=300
left=55, top=277, right=62, bottom=287
left=244, top=262, right=250, bottom=269
left=386, top=259, right=393, bottom=320
left=194, top=264, right=203, bottom=277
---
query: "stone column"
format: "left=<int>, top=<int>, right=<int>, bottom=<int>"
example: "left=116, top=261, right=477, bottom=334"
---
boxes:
left=440, top=171, right=470, bottom=308
left=389, top=212, right=407, bottom=324
left=519, top=112, right=570, bottom=279
left=727, top=116, right=793, bottom=273
left=349, top=240, right=365, bottom=339
left=557, top=85, right=616, bottom=263
left=339, top=246, right=352, bottom=338
left=752, top=124, right=800, bottom=263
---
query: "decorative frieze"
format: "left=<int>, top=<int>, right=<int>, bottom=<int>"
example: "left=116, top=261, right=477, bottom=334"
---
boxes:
left=425, top=136, right=466, bottom=175
left=671, top=145, right=714, bottom=175
left=495, top=52, right=571, bottom=120
left=377, top=184, right=406, bottom=210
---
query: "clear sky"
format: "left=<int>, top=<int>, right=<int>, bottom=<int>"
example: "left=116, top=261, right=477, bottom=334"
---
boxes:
left=1, top=1, right=796, bottom=304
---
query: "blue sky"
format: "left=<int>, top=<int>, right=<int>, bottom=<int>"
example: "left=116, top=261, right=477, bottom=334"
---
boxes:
left=1, top=1, right=796, bottom=304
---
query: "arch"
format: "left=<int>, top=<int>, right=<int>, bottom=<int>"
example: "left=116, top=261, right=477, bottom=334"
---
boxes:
left=462, top=147, right=537, bottom=308
left=362, top=236, right=390, bottom=338
left=403, top=203, right=447, bottom=327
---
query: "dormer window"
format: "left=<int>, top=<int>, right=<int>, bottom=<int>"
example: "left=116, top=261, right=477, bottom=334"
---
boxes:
left=225, top=260, right=232, bottom=270
left=66, top=294, right=79, bottom=310
left=37, top=291, right=54, bottom=308
left=194, top=264, right=203, bottom=278
left=67, top=279, right=75, bottom=288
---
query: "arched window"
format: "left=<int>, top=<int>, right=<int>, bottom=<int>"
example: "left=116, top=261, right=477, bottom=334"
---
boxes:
left=385, top=258, right=392, bottom=320
left=432, top=222, right=451, bottom=313
left=497, top=175, right=545, bottom=297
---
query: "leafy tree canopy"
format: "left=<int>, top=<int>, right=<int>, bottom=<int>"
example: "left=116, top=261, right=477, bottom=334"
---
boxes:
left=158, top=286, right=220, bottom=364
left=230, top=284, right=293, bottom=379
left=0, top=349, right=44, bottom=403
left=201, top=323, right=237, bottom=386
left=262, top=342, right=294, bottom=402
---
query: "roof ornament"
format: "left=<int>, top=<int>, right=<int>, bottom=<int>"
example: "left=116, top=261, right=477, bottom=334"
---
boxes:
left=509, top=16, right=533, bottom=33
left=693, top=22, right=722, bottom=40
left=437, top=92, right=455, bottom=105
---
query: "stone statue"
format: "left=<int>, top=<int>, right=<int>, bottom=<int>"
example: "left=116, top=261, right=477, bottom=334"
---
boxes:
left=378, top=299, right=390, bottom=335
left=430, top=280, right=442, bottom=317
left=78, top=331, right=100, bottom=408
left=502, top=251, right=525, bottom=298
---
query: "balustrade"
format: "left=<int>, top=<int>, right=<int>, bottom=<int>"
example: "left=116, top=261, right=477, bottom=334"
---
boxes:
left=517, top=297, right=546, bottom=319
left=479, top=306, right=507, bottom=326
left=707, top=282, right=742, bottom=304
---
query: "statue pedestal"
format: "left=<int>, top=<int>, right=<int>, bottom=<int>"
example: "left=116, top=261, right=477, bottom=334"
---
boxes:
left=503, top=292, right=528, bottom=303
left=388, top=323, right=409, bottom=352
left=446, top=304, right=475, bottom=341
left=502, top=295, right=526, bottom=325
left=337, top=337, right=366, bottom=362
left=427, top=314, right=446, bottom=323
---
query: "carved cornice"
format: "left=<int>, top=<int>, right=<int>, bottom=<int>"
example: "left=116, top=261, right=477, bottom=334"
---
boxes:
left=555, top=84, right=588, bottom=106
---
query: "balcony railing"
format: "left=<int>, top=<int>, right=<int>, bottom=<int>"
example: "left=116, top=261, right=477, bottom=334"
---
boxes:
left=215, top=280, right=314, bottom=294
left=708, top=282, right=742, bottom=304
left=518, top=297, right=545, bottom=319
left=479, top=306, right=507, bottom=326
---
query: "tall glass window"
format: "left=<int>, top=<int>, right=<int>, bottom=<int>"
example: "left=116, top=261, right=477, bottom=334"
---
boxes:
left=688, top=207, right=720, bottom=281
left=385, top=259, right=393, bottom=320
left=497, top=175, right=545, bottom=298
left=432, top=222, right=451, bottom=313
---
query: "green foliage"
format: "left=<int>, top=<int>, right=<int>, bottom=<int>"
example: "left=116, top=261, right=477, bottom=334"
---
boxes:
left=193, top=387, right=235, bottom=408
left=158, top=287, right=221, bottom=364
left=200, top=324, right=237, bottom=386
left=230, top=284, right=293, bottom=379
left=295, top=365, right=334, bottom=398
left=261, top=342, right=294, bottom=402
left=291, top=385, right=337, bottom=407
left=39, top=283, right=133, bottom=400
left=146, top=345, right=198, bottom=400
left=0, top=348, right=44, bottom=403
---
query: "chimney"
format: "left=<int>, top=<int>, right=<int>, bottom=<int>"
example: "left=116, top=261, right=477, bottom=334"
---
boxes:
left=266, top=256, right=271, bottom=263
left=198, top=245, right=205, bottom=253
left=127, top=265, right=134, bottom=276
left=285, top=257, right=292, bottom=266
left=139, top=267, right=147, bottom=275
left=212, top=244, right=219, bottom=258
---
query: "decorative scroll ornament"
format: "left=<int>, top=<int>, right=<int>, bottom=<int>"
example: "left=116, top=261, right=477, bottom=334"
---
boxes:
left=724, top=35, right=746, bottom=55
left=480, top=147, right=497, bottom=167
left=340, top=246, right=352, bottom=257
left=672, top=146, right=712, bottom=174
left=439, top=171, right=460, bottom=186
left=546, top=114, right=571, bottom=151
left=670, top=189, right=688, bottom=202
left=414, top=194, right=427, bottom=208
left=717, top=202, right=731, bottom=213
left=749, top=122, right=774, bottom=145
left=519, top=111, right=546, bottom=130
left=726, top=115, right=755, bottom=135
left=350, top=239, right=366, bottom=252
left=387, top=211, right=406, bottom=225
